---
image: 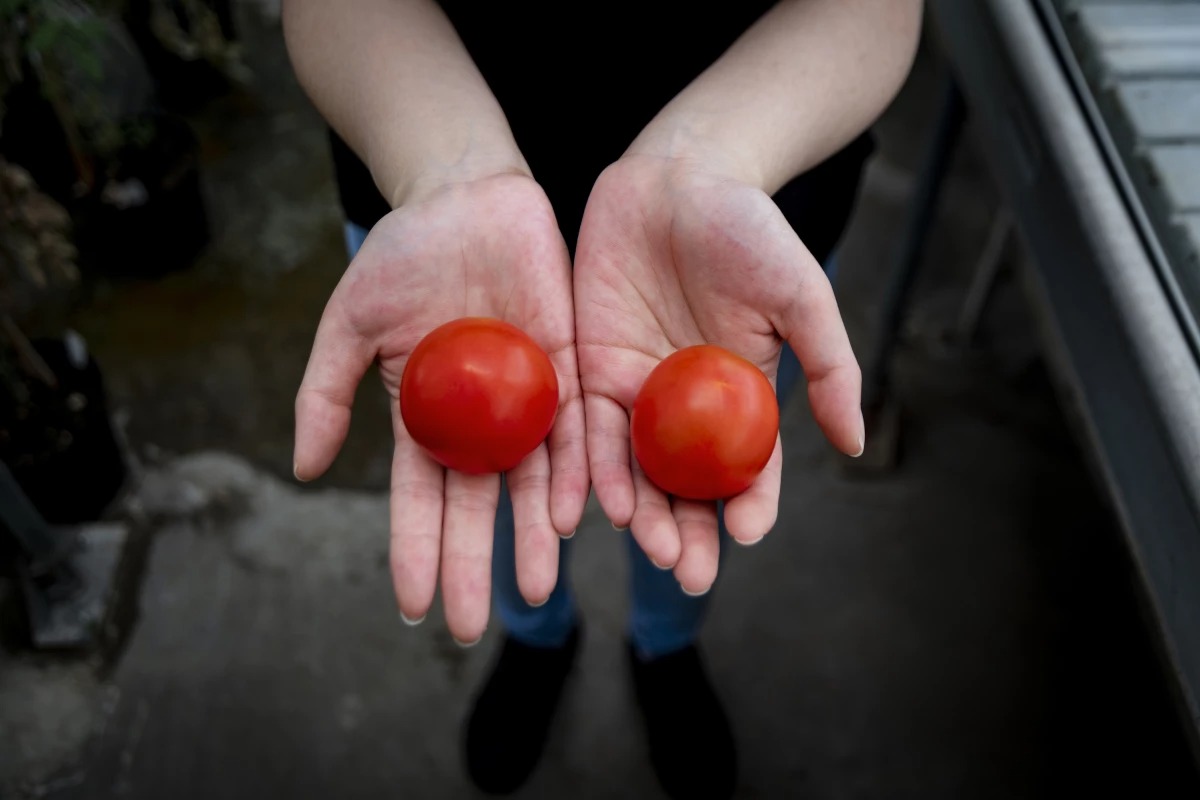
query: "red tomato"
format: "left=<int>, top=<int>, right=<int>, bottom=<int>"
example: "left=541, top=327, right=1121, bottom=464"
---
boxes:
left=631, top=345, right=778, bottom=500
left=400, top=317, right=558, bottom=474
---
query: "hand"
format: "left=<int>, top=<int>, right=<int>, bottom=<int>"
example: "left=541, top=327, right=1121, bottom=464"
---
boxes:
left=575, top=154, right=864, bottom=595
left=294, top=173, right=587, bottom=643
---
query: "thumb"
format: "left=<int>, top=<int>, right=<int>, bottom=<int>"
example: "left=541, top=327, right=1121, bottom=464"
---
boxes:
left=771, top=237, right=864, bottom=457
left=294, top=299, right=375, bottom=480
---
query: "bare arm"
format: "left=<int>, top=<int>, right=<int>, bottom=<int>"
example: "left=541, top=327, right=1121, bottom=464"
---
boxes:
left=574, top=0, right=923, bottom=588
left=281, top=0, right=528, bottom=206
left=628, top=0, right=924, bottom=192
left=284, top=0, right=586, bottom=640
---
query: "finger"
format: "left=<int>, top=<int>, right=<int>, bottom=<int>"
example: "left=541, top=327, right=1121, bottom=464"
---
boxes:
left=388, top=412, right=445, bottom=624
left=548, top=386, right=589, bottom=537
left=294, top=299, right=374, bottom=480
left=768, top=230, right=864, bottom=457
left=440, top=470, right=501, bottom=644
left=507, top=443, right=560, bottom=605
left=672, top=498, right=721, bottom=595
left=628, top=461, right=682, bottom=569
left=723, top=436, right=783, bottom=544
left=505, top=220, right=583, bottom=535
left=585, top=394, right=635, bottom=527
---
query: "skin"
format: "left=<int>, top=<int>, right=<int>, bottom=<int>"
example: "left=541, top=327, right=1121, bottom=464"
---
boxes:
left=283, top=0, right=923, bottom=641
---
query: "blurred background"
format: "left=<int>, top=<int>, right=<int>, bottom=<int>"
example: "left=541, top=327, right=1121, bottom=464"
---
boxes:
left=2, top=1, right=1200, bottom=798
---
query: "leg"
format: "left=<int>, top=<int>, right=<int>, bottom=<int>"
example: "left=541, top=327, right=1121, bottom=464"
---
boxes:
left=626, top=528, right=728, bottom=659
left=464, top=482, right=580, bottom=794
left=625, top=252, right=825, bottom=659
left=491, top=477, right=577, bottom=647
left=342, top=220, right=370, bottom=259
left=625, top=287, right=813, bottom=800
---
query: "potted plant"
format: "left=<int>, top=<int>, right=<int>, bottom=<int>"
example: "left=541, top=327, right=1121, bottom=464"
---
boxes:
left=0, top=0, right=245, bottom=278
left=0, top=157, right=127, bottom=524
left=122, top=0, right=247, bottom=111
left=0, top=0, right=247, bottom=520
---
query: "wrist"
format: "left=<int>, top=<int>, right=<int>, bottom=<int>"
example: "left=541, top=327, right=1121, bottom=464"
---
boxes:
left=373, top=132, right=532, bottom=208
left=625, top=112, right=778, bottom=192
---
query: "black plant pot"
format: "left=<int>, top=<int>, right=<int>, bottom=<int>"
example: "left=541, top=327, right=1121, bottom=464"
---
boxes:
left=0, top=334, right=128, bottom=525
left=0, top=79, right=80, bottom=207
left=2, top=74, right=211, bottom=279
left=72, top=112, right=210, bottom=278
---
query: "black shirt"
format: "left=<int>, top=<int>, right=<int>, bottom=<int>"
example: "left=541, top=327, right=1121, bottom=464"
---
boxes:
left=330, top=1, right=874, bottom=263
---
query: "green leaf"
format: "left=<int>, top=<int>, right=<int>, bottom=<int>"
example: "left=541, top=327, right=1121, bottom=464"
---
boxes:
left=28, top=18, right=69, bottom=54
left=0, top=0, right=26, bottom=20
left=72, top=47, right=101, bottom=81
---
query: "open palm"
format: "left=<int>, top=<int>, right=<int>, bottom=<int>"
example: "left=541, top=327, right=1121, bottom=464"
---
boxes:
left=575, top=156, right=863, bottom=594
left=294, top=174, right=586, bottom=643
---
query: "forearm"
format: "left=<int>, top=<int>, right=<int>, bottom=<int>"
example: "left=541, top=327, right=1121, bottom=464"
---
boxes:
left=628, top=0, right=923, bottom=194
left=282, top=0, right=527, bottom=207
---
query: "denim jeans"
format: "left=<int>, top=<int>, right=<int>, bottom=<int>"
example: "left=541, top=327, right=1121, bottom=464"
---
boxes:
left=344, top=221, right=833, bottom=659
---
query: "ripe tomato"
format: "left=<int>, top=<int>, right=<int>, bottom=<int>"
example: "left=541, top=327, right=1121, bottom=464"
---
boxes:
left=400, top=317, right=558, bottom=474
left=631, top=345, right=778, bottom=500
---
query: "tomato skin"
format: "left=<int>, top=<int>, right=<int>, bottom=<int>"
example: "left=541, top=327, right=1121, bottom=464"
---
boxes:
left=631, top=345, right=778, bottom=500
left=399, top=318, right=558, bottom=474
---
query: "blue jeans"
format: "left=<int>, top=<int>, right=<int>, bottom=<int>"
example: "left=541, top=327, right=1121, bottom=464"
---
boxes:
left=344, top=221, right=832, bottom=659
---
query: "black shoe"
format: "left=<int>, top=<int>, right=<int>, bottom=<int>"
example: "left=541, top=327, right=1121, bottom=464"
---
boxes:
left=464, top=626, right=581, bottom=794
left=629, top=642, right=737, bottom=799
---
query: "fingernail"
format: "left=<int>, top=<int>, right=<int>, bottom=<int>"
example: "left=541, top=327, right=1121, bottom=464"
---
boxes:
left=528, top=595, right=550, bottom=608
left=736, top=535, right=765, bottom=547
left=561, top=528, right=576, bottom=540
left=293, top=462, right=310, bottom=482
left=400, top=611, right=425, bottom=627
left=681, top=584, right=711, bottom=597
left=650, top=557, right=672, bottom=571
left=852, top=410, right=866, bottom=458
left=611, top=521, right=627, bottom=532
left=453, top=634, right=483, bottom=648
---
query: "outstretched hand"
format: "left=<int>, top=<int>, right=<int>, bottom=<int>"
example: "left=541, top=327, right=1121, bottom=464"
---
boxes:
left=575, top=155, right=863, bottom=595
left=294, top=174, right=587, bottom=643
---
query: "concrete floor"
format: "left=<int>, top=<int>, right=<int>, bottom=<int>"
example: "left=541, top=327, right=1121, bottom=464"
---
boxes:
left=3, top=5, right=1199, bottom=799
